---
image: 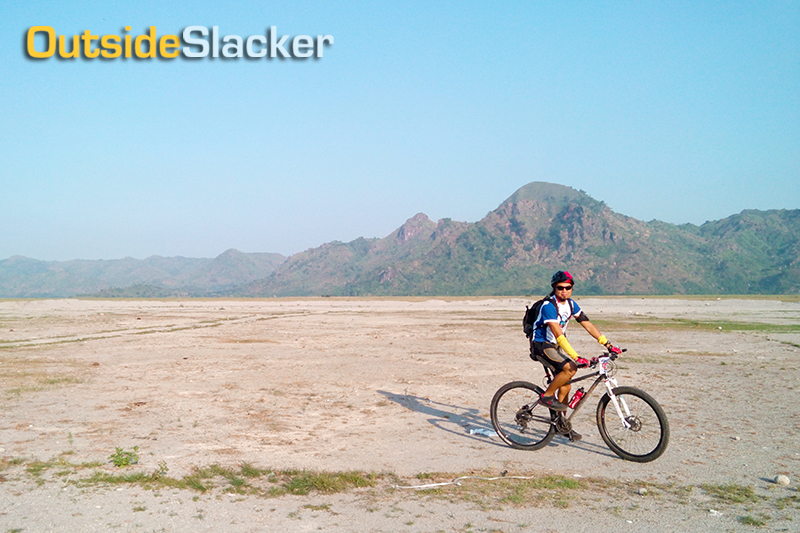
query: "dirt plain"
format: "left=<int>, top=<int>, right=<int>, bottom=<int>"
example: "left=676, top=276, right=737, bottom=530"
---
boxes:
left=0, top=296, right=799, bottom=532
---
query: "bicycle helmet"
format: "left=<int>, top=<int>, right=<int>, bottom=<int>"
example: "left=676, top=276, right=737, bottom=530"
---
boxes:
left=551, top=270, right=574, bottom=287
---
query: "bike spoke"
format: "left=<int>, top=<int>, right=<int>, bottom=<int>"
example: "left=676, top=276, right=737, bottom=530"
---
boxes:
left=491, top=382, right=555, bottom=450
left=598, top=388, right=669, bottom=462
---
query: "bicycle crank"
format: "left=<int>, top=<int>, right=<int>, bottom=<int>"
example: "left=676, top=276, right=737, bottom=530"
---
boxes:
left=554, top=414, right=572, bottom=434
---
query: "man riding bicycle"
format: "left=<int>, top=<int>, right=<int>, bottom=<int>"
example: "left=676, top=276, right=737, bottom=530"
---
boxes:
left=530, top=270, right=622, bottom=442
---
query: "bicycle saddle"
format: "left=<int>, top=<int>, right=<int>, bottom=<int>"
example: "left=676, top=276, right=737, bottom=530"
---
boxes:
left=531, top=352, right=558, bottom=375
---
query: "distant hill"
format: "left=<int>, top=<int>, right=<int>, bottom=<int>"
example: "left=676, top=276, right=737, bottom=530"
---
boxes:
left=3, top=183, right=798, bottom=297
left=0, top=249, right=286, bottom=298
left=236, top=182, right=800, bottom=296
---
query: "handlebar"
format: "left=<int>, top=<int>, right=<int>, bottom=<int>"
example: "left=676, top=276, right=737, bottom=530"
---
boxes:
left=608, top=347, right=626, bottom=361
left=580, top=347, right=626, bottom=369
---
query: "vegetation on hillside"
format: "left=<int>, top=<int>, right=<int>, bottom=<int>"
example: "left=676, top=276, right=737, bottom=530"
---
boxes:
left=3, top=183, right=798, bottom=297
left=240, top=183, right=800, bottom=297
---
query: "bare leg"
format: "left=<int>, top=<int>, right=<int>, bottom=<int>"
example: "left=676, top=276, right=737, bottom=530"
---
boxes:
left=557, top=384, right=572, bottom=405
left=544, top=361, right=577, bottom=400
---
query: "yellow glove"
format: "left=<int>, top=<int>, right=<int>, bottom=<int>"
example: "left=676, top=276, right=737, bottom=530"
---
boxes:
left=556, top=335, right=580, bottom=361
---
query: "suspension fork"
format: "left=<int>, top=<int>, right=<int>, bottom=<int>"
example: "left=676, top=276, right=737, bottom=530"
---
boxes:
left=603, top=376, right=633, bottom=429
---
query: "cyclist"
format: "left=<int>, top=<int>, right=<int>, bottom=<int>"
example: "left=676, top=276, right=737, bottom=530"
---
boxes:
left=531, top=270, right=621, bottom=442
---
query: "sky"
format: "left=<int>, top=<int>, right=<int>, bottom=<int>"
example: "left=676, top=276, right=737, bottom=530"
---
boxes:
left=2, top=1, right=798, bottom=261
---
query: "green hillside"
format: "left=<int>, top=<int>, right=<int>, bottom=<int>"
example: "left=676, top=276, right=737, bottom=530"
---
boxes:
left=3, top=183, right=797, bottom=297
left=239, top=182, right=800, bottom=296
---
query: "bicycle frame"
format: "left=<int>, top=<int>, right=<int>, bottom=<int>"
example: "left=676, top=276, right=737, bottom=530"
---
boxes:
left=543, top=355, right=634, bottom=429
left=491, top=347, right=668, bottom=461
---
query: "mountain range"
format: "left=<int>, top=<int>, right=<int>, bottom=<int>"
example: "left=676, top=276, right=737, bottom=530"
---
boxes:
left=0, top=249, right=286, bottom=298
left=238, top=182, right=800, bottom=296
left=3, top=182, right=798, bottom=297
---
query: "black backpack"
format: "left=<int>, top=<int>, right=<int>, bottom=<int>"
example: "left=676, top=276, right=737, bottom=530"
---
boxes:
left=523, top=295, right=575, bottom=339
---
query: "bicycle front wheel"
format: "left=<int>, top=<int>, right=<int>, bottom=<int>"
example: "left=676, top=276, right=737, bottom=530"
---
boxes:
left=490, top=381, right=556, bottom=450
left=596, top=386, right=669, bottom=462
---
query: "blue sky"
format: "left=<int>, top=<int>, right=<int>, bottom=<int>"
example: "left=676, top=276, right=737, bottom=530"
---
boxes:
left=2, top=1, right=798, bottom=261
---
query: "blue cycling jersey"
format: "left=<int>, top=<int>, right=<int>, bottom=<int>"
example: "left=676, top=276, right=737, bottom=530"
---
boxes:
left=532, top=297, right=582, bottom=344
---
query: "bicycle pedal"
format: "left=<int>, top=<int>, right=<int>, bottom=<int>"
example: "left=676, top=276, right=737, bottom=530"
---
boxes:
left=566, top=430, right=582, bottom=443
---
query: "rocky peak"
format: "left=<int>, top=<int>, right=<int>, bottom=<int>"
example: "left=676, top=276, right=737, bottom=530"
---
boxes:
left=216, top=248, right=245, bottom=260
left=395, top=213, right=436, bottom=243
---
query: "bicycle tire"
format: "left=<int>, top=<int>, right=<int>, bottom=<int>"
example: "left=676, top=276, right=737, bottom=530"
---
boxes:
left=596, top=386, right=669, bottom=462
left=490, top=381, right=556, bottom=450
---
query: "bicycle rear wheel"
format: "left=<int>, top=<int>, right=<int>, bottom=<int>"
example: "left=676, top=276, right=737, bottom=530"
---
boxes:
left=596, top=386, right=669, bottom=462
left=490, top=381, right=556, bottom=450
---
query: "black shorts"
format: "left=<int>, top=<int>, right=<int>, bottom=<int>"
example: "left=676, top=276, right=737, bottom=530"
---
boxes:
left=531, top=341, right=573, bottom=373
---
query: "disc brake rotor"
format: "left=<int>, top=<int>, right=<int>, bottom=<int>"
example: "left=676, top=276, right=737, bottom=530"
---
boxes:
left=625, top=416, right=642, bottom=431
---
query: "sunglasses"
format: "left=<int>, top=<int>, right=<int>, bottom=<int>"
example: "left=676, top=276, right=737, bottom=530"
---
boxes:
left=554, top=285, right=573, bottom=291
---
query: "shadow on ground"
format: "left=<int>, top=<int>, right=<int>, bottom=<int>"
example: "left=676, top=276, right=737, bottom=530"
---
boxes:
left=377, top=389, right=615, bottom=458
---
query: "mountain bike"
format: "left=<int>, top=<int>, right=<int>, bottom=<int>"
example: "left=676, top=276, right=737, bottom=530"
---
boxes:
left=490, top=348, right=669, bottom=462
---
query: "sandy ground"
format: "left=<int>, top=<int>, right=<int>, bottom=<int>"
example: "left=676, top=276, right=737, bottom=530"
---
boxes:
left=0, top=296, right=799, bottom=532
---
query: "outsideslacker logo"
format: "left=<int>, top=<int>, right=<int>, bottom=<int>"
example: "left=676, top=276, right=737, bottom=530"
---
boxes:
left=26, top=26, right=334, bottom=59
